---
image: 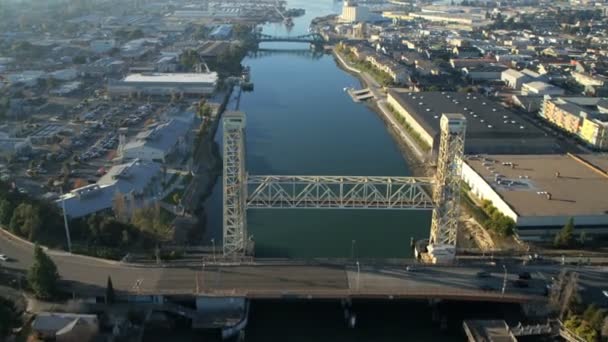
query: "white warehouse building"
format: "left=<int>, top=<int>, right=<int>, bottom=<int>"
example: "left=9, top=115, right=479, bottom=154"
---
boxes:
left=461, top=154, right=608, bottom=240
left=108, top=72, right=218, bottom=97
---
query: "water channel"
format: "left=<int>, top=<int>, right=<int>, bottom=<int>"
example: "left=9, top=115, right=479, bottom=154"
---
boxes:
left=204, top=0, right=431, bottom=259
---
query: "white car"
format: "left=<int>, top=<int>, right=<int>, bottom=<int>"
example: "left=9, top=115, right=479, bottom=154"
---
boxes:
left=0, top=254, right=8, bottom=261
left=603, top=290, right=608, bottom=298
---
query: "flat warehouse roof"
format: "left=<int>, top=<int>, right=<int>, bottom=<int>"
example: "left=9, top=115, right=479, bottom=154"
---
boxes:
left=465, top=154, right=608, bottom=217
left=123, top=72, right=218, bottom=83
left=388, top=90, right=548, bottom=139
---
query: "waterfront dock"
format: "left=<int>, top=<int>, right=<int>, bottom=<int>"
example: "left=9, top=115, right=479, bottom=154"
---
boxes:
left=347, top=87, right=376, bottom=102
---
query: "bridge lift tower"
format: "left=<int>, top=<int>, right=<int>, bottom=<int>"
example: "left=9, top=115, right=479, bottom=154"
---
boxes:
left=427, top=114, right=466, bottom=264
left=222, top=112, right=249, bottom=258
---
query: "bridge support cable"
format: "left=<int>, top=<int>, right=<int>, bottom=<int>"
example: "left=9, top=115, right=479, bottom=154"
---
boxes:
left=428, top=114, right=467, bottom=262
left=246, top=176, right=433, bottom=209
left=222, top=112, right=248, bottom=258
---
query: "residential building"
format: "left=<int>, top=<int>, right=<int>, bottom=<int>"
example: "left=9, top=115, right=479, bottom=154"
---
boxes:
left=365, top=54, right=410, bottom=85
left=209, top=24, right=233, bottom=40
left=541, top=96, right=608, bottom=150
left=521, top=81, right=565, bottom=96
left=462, top=64, right=508, bottom=81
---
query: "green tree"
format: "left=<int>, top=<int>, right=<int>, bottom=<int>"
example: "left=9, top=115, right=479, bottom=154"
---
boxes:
left=179, top=49, right=200, bottom=71
left=131, top=204, right=172, bottom=242
left=28, top=244, right=60, bottom=299
left=554, top=217, right=575, bottom=248
left=583, top=304, right=607, bottom=331
left=73, top=55, right=87, bottom=64
left=127, top=29, right=144, bottom=40
left=574, top=321, right=598, bottom=342
left=0, top=199, right=14, bottom=225
left=9, top=203, right=42, bottom=240
left=106, top=276, right=115, bottom=304
left=193, top=26, right=209, bottom=40
left=0, top=297, right=19, bottom=338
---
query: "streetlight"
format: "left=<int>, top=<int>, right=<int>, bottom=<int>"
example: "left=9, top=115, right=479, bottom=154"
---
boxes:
left=201, top=262, right=206, bottom=292
left=211, top=238, right=216, bottom=262
left=356, top=261, right=360, bottom=290
left=501, top=265, right=507, bottom=296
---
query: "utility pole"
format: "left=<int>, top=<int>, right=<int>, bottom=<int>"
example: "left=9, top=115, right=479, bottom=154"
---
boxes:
left=59, top=186, right=73, bottom=253
left=501, top=264, right=507, bottom=296
left=356, top=261, right=360, bottom=290
left=211, top=238, right=216, bottom=262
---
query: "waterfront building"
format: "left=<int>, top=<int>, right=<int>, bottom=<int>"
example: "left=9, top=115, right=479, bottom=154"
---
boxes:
left=387, top=90, right=558, bottom=155
left=107, top=72, right=218, bottom=97
left=462, top=154, right=608, bottom=239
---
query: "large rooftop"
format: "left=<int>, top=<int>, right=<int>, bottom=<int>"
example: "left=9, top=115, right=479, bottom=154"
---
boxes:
left=123, top=72, right=218, bottom=84
left=388, top=90, right=559, bottom=154
left=465, top=154, right=608, bottom=217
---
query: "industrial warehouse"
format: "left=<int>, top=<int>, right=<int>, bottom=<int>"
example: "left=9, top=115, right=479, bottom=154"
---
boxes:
left=461, top=154, right=608, bottom=239
left=107, top=72, right=219, bottom=97
left=387, top=90, right=559, bottom=155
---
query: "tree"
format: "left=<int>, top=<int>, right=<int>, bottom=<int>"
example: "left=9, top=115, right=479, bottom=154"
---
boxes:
left=28, top=244, right=60, bottom=299
left=131, top=204, right=172, bottom=242
left=106, top=276, right=115, bottom=304
left=9, top=203, right=42, bottom=241
left=554, top=217, right=575, bottom=248
left=0, top=199, right=14, bottom=225
left=0, top=297, right=19, bottom=338
left=578, top=231, right=586, bottom=246
left=73, top=55, right=87, bottom=64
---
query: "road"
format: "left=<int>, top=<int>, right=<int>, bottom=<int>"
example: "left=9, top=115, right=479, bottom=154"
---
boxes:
left=1, top=229, right=606, bottom=304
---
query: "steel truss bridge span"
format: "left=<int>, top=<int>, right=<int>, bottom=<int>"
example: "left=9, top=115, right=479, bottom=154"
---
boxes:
left=254, top=33, right=325, bottom=44
left=246, top=175, right=434, bottom=210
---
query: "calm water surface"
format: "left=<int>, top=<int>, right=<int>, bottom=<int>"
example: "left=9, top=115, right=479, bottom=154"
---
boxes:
left=205, top=0, right=431, bottom=258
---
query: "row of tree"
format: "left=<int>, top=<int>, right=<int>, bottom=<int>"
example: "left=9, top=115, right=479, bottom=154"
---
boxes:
left=479, top=200, right=516, bottom=237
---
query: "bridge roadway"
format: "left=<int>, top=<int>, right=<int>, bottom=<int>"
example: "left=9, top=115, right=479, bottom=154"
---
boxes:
left=1, top=230, right=606, bottom=303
